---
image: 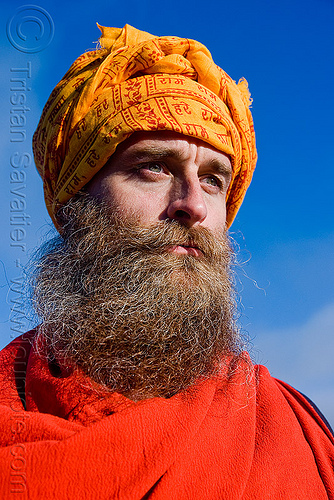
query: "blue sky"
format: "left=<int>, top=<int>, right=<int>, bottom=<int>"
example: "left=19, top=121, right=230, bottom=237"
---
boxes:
left=1, top=0, right=333, bottom=424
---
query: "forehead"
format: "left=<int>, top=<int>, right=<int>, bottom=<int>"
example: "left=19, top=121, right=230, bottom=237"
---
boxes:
left=112, top=130, right=232, bottom=170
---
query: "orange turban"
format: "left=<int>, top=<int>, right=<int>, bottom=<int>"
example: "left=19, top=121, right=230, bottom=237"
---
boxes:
left=33, top=24, right=257, bottom=228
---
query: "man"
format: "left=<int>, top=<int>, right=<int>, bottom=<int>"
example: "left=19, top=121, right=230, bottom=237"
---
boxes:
left=0, top=24, right=333, bottom=499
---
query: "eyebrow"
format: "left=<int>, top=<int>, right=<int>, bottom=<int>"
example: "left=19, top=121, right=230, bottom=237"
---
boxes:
left=119, top=145, right=233, bottom=178
left=203, top=158, right=232, bottom=178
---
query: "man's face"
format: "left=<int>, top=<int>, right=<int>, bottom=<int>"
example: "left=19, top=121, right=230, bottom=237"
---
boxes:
left=32, top=132, right=238, bottom=400
left=87, top=131, right=232, bottom=245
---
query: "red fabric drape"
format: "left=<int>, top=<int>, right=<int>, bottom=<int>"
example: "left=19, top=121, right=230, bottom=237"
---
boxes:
left=1, top=331, right=333, bottom=499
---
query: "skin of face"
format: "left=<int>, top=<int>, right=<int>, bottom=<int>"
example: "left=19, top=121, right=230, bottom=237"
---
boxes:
left=87, top=131, right=232, bottom=255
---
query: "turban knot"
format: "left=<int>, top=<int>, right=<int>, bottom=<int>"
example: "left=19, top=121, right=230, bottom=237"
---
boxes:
left=33, top=24, right=257, bottom=227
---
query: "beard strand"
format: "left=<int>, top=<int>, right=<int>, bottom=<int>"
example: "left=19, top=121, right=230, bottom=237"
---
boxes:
left=29, top=192, right=243, bottom=400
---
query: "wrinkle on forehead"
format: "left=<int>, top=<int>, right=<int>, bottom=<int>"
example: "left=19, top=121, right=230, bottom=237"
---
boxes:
left=110, top=131, right=232, bottom=175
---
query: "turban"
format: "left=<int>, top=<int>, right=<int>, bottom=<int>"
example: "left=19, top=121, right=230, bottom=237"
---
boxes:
left=33, top=24, right=257, bottom=228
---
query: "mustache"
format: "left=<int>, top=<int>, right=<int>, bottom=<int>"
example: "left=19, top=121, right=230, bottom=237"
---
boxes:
left=63, top=213, right=225, bottom=265
left=117, top=220, right=222, bottom=257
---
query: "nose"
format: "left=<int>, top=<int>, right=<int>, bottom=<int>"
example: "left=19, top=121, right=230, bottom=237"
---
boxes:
left=166, top=177, right=207, bottom=227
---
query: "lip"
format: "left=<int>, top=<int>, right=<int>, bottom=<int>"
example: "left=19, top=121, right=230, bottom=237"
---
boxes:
left=167, top=245, right=203, bottom=258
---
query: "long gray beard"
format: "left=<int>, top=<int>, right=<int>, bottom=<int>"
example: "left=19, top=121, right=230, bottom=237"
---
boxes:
left=29, top=193, right=243, bottom=400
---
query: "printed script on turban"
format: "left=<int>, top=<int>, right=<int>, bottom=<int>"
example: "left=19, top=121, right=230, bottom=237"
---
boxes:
left=33, top=24, right=257, bottom=228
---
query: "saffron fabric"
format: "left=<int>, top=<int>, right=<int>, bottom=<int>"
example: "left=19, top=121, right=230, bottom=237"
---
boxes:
left=0, top=331, right=333, bottom=499
left=32, top=24, right=257, bottom=228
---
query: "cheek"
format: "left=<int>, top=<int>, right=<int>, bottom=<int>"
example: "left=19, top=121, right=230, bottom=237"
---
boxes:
left=205, top=198, right=227, bottom=232
left=114, top=190, right=167, bottom=224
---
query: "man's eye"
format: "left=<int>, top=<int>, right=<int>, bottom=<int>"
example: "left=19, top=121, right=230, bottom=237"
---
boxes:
left=203, top=176, right=220, bottom=187
left=142, top=162, right=164, bottom=173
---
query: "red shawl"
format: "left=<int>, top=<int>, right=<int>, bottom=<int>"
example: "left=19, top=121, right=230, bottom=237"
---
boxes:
left=0, top=330, right=333, bottom=499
